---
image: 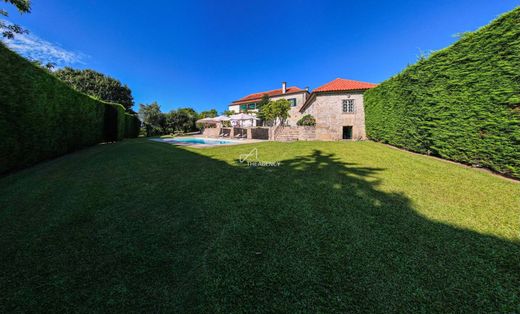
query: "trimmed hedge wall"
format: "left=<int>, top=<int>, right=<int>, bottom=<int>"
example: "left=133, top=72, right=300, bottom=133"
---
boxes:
left=103, top=103, right=126, bottom=142
left=365, top=7, right=520, bottom=178
left=0, top=43, right=127, bottom=174
left=124, top=113, right=141, bottom=138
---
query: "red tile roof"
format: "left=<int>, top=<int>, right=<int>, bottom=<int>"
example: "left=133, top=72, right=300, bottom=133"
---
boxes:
left=232, top=86, right=306, bottom=105
left=313, top=78, right=377, bottom=92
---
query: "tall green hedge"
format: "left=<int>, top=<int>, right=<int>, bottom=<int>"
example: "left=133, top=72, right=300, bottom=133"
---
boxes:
left=103, top=103, right=126, bottom=142
left=0, top=43, right=126, bottom=174
left=124, top=113, right=141, bottom=138
left=365, top=7, right=520, bottom=178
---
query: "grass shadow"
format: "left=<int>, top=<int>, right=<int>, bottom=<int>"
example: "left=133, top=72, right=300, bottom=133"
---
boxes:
left=0, top=140, right=518, bottom=312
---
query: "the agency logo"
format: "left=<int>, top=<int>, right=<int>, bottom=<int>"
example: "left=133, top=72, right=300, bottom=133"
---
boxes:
left=239, top=148, right=280, bottom=167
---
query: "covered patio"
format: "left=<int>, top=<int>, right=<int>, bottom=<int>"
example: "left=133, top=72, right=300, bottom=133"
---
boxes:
left=198, top=114, right=270, bottom=140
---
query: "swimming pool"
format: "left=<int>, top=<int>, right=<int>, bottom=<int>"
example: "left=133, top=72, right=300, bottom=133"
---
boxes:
left=160, top=137, right=233, bottom=145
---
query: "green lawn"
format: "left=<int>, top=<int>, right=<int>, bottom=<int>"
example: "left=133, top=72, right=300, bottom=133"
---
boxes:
left=0, top=139, right=518, bottom=313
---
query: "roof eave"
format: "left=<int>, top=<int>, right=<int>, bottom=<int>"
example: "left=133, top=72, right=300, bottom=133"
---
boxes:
left=231, top=90, right=309, bottom=105
left=299, top=88, right=373, bottom=112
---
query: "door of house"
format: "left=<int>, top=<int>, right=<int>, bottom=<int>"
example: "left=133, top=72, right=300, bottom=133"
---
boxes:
left=342, top=126, right=353, bottom=140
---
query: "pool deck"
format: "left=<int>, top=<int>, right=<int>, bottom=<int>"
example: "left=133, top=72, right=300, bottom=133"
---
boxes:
left=149, top=136, right=266, bottom=148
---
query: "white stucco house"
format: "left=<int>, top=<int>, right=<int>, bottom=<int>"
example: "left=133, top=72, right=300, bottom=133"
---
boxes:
left=228, top=82, right=310, bottom=126
left=228, top=78, right=377, bottom=140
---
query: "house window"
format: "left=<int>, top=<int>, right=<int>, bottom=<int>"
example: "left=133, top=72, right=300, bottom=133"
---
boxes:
left=288, top=98, right=297, bottom=107
left=342, top=99, right=355, bottom=113
left=240, top=103, right=256, bottom=112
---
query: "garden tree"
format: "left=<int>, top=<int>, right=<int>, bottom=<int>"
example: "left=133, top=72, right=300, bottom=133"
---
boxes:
left=164, top=111, right=177, bottom=134
left=260, top=99, right=291, bottom=126
left=138, top=102, right=164, bottom=136
left=1, top=0, right=30, bottom=39
left=162, top=108, right=199, bottom=134
left=138, top=105, right=199, bottom=136
left=199, top=109, right=218, bottom=119
left=174, top=108, right=198, bottom=133
left=255, top=94, right=270, bottom=119
left=256, top=94, right=270, bottom=110
left=222, top=109, right=234, bottom=116
left=54, top=67, right=134, bottom=111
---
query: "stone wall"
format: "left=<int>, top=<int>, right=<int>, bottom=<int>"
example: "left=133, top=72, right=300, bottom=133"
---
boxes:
left=272, top=126, right=316, bottom=141
left=251, top=127, right=269, bottom=140
left=298, top=126, right=316, bottom=140
left=302, top=91, right=367, bottom=140
left=204, top=126, right=315, bottom=141
left=202, top=127, right=220, bottom=138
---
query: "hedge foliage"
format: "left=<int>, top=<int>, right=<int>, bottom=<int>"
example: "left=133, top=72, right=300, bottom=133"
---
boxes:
left=0, top=43, right=130, bottom=174
left=103, top=103, right=126, bottom=142
left=124, top=113, right=141, bottom=138
left=364, top=7, right=520, bottom=178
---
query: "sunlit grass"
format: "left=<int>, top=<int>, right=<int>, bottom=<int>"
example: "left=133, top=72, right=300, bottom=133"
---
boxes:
left=0, top=139, right=518, bottom=312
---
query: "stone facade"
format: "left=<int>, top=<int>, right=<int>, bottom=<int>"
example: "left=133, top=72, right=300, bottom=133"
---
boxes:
left=301, top=91, right=367, bottom=140
left=202, top=127, right=220, bottom=138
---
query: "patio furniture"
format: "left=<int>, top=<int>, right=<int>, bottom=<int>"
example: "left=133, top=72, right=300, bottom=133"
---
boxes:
left=233, top=128, right=246, bottom=139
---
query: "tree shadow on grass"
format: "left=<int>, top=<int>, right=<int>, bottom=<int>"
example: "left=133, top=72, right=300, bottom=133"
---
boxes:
left=212, top=149, right=520, bottom=313
left=0, top=142, right=518, bottom=313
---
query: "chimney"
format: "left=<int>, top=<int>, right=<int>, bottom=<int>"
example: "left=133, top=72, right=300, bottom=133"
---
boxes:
left=282, top=82, right=287, bottom=94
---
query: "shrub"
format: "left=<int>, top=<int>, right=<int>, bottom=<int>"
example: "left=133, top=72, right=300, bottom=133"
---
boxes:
left=0, top=43, right=125, bottom=174
left=297, top=114, right=316, bottom=126
left=364, top=7, right=520, bottom=178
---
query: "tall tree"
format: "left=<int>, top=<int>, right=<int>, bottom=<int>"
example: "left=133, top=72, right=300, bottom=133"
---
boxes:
left=54, top=67, right=134, bottom=110
left=175, top=108, right=198, bottom=133
left=0, top=0, right=30, bottom=39
left=139, top=102, right=164, bottom=136
left=256, top=94, right=270, bottom=110
left=222, top=109, right=234, bottom=117
left=199, top=109, right=218, bottom=119
left=260, top=99, right=291, bottom=126
left=255, top=94, right=270, bottom=120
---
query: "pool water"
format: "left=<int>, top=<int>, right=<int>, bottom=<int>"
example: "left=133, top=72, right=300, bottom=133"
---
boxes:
left=162, top=137, right=232, bottom=145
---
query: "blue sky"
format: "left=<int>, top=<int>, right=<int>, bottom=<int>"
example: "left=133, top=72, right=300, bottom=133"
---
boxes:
left=3, top=0, right=519, bottom=113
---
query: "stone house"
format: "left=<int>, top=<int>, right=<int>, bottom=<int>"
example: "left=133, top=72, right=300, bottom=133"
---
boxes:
left=299, top=78, right=377, bottom=140
left=227, top=78, right=376, bottom=140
